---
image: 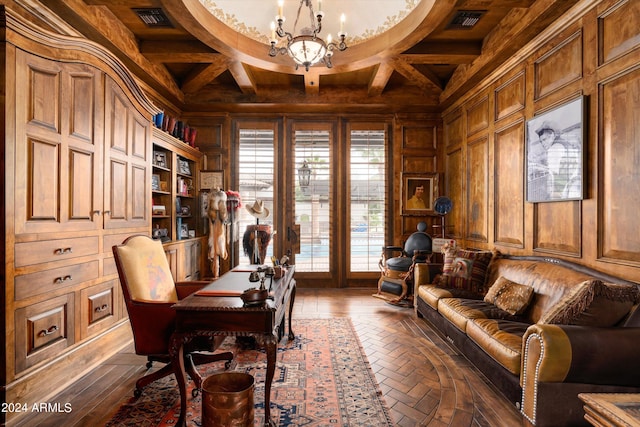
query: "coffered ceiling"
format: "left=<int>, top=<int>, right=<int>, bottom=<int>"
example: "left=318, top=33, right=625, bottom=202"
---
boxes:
left=46, top=0, right=578, bottom=113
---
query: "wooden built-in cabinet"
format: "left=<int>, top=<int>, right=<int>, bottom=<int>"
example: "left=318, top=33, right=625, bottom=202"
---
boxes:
left=2, top=10, right=159, bottom=425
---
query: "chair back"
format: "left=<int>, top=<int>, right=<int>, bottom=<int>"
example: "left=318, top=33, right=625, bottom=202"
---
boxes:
left=404, top=222, right=432, bottom=256
left=113, top=235, right=178, bottom=356
left=113, top=235, right=178, bottom=303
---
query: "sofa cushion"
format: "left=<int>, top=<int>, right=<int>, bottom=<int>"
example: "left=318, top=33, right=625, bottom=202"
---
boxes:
left=484, top=276, right=535, bottom=315
left=438, top=298, right=525, bottom=332
left=466, top=319, right=530, bottom=375
left=435, top=246, right=494, bottom=296
left=417, top=285, right=482, bottom=310
left=538, top=280, right=640, bottom=327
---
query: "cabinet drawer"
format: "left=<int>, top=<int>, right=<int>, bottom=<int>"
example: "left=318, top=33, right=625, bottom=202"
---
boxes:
left=15, top=261, right=99, bottom=300
left=89, top=289, right=113, bottom=324
left=15, top=293, right=75, bottom=373
left=15, top=237, right=99, bottom=267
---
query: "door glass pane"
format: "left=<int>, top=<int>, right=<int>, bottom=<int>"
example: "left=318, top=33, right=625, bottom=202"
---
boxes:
left=294, top=129, right=330, bottom=272
left=238, top=129, right=274, bottom=265
left=350, top=130, right=386, bottom=271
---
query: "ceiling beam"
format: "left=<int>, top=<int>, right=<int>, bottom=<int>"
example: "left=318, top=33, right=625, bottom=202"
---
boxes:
left=140, top=40, right=220, bottom=63
left=181, top=59, right=229, bottom=94
left=368, top=62, right=394, bottom=97
left=392, top=58, right=443, bottom=93
left=304, top=70, right=321, bottom=95
left=227, top=61, right=256, bottom=95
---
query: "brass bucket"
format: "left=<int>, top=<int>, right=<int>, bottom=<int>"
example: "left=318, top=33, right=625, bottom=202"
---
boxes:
left=202, top=372, right=255, bottom=427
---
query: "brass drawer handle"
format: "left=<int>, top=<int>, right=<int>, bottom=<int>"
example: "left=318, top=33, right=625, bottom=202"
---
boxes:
left=38, top=325, right=58, bottom=337
left=94, top=304, right=109, bottom=313
left=54, top=275, right=73, bottom=284
left=54, top=247, right=73, bottom=255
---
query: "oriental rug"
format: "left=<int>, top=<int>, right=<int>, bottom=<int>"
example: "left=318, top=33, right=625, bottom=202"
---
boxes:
left=106, top=318, right=393, bottom=426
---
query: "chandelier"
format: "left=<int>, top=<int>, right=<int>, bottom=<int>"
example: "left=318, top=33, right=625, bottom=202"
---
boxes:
left=269, top=0, right=347, bottom=71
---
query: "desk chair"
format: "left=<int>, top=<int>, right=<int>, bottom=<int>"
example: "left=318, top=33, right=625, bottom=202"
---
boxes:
left=374, top=222, right=433, bottom=307
left=113, top=235, right=233, bottom=397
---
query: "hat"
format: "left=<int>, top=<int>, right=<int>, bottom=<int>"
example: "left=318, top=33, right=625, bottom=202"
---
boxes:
left=535, top=121, right=558, bottom=136
left=246, top=199, right=270, bottom=219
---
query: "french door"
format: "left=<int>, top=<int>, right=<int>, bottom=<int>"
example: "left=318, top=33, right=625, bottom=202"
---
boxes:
left=235, top=119, right=387, bottom=287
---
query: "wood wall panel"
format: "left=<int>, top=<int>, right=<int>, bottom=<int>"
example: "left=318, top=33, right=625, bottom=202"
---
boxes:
left=534, top=31, right=583, bottom=99
left=27, top=63, right=60, bottom=131
left=402, top=126, right=436, bottom=150
left=534, top=201, right=581, bottom=255
left=466, top=137, right=488, bottom=242
left=598, top=0, right=640, bottom=65
left=599, top=67, right=640, bottom=263
left=402, top=155, right=436, bottom=173
left=446, top=147, right=464, bottom=239
left=495, top=72, right=525, bottom=121
left=494, top=122, right=524, bottom=247
left=69, top=74, right=93, bottom=140
left=466, top=97, right=489, bottom=135
left=444, top=111, right=463, bottom=148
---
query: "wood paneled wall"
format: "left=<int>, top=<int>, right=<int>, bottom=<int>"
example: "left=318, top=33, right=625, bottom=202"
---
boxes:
left=441, top=0, right=640, bottom=282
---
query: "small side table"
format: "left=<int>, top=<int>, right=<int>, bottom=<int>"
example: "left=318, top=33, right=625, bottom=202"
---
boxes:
left=579, top=393, right=640, bottom=427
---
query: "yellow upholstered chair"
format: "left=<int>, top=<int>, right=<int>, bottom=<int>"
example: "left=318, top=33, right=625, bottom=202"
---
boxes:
left=113, top=235, right=233, bottom=397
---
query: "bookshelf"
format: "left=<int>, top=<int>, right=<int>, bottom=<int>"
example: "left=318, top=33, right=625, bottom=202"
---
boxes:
left=151, top=127, right=202, bottom=242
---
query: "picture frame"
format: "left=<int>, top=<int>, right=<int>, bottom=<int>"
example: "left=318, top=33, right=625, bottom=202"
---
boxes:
left=200, top=170, right=224, bottom=190
left=402, top=172, right=439, bottom=215
left=153, top=151, right=167, bottom=168
left=151, top=174, right=160, bottom=191
left=526, top=96, right=585, bottom=202
left=178, top=158, right=191, bottom=176
left=180, top=223, right=189, bottom=238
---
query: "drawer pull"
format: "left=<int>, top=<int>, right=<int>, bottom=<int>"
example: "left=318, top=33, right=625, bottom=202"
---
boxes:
left=54, top=275, right=73, bottom=284
left=38, top=325, right=58, bottom=337
left=94, top=304, right=109, bottom=313
left=54, top=247, right=73, bottom=255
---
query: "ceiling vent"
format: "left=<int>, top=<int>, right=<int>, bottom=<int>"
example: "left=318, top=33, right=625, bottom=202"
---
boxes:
left=447, top=10, right=485, bottom=29
left=133, top=8, right=173, bottom=27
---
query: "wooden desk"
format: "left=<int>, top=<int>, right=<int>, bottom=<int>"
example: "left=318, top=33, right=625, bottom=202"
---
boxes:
left=579, top=393, right=640, bottom=427
left=170, top=266, right=296, bottom=427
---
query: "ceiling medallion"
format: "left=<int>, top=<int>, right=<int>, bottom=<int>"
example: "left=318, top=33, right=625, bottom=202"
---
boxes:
left=268, top=0, right=347, bottom=71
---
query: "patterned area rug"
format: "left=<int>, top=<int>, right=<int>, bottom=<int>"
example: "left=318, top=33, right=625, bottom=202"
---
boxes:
left=106, top=318, right=393, bottom=426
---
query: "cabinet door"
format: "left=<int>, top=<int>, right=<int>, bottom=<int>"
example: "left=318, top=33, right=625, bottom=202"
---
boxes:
left=103, top=77, right=150, bottom=230
left=14, top=51, right=101, bottom=234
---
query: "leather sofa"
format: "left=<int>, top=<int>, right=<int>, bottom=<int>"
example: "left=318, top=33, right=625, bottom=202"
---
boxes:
left=415, top=251, right=640, bottom=426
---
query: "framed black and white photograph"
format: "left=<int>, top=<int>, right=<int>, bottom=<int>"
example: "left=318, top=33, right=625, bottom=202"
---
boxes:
left=151, top=174, right=160, bottom=191
left=526, top=96, right=585, bottom=202
left=180, top=224, right=189, bottom=238
left=402, top=173, right=439, bottom=215
left=153, top=151, right=167, bottom=168
left=178, top=159, right=191, bottom=176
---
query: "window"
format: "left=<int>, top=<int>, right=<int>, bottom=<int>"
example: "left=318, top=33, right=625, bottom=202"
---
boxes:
left=350, top=129, right=386, bottom=272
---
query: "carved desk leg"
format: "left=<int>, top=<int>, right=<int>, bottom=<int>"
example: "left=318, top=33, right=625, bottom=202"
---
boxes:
left=169, top=333, right=189, bottom=427
left=257, top=333, right=278, bottom=427
left=288, top=281, right=296, bottom=340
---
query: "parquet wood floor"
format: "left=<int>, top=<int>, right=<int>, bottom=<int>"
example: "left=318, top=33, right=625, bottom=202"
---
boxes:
left=12, top=288, right=522, bottom=427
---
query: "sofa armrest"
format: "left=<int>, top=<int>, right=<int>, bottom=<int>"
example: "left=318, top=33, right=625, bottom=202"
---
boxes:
left=521, top=324, right=640, bottom=424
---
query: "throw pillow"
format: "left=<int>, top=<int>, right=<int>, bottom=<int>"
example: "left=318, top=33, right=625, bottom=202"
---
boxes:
left=484, top=276, right=534, bottom=315
left=435, top=246, right=494, bottom=295
left=538, top=280, right=640, bottom=327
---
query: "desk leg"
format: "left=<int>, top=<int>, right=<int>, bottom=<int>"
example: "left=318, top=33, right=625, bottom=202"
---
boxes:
left=258, top=333, right=277, bottom=427
left=169, top=335, right=189, bottom=427
left=288, top=282, right=296, bottom=340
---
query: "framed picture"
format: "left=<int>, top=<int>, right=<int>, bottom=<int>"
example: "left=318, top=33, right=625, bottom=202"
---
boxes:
left=178, top=158, right=191, bottom=176
left=402, top=173, right=439, bottom=215
left=200, top=190, right=210, bottom=217
left=153, top=151, right=167, bottom=168
left=151, top=174, right=160, bottom=191
left=180, top=223, right=189, bottom=238
left=200, top=170, right=224, bottom=190
left=526, top=96, right=585, bottom=202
